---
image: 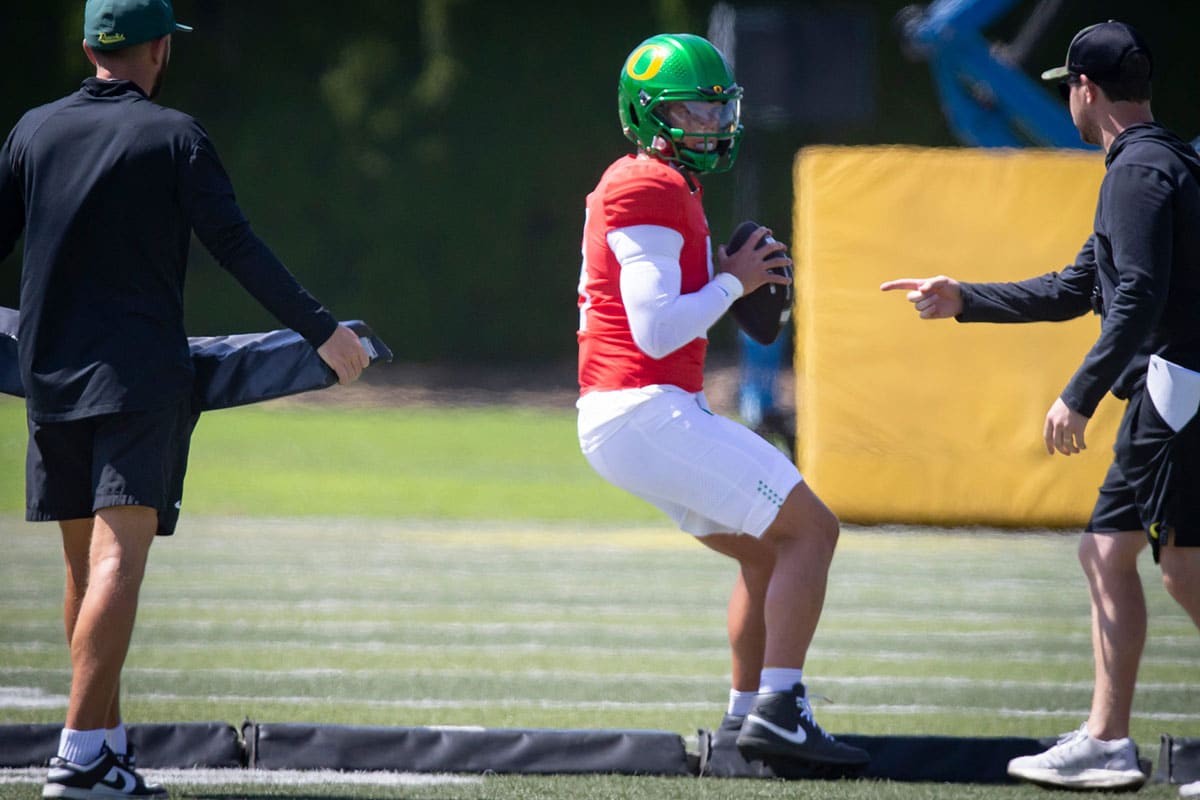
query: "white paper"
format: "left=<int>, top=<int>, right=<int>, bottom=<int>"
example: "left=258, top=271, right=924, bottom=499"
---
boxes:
left=1146, top=354, right=1200, bottom=433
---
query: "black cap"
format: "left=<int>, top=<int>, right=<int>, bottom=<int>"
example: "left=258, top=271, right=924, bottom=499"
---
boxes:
left=1041, top=20, right=1152, bottom=85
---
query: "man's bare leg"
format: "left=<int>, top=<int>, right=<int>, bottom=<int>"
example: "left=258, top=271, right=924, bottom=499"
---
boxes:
left=694, top=482, right=839, bottom=679
left=734, top=482, right=867, bottom=766
left=759, top=481, right=838, bottom=668
left=61, top=519, right=123, bottom=732
left=698, top=533, right=775, bottom=692
left=63, top=506, right=156, bottom=733
left=1078, top=532, right=1146, bottom=740
left=1007, top=532, right=1157, bottom=790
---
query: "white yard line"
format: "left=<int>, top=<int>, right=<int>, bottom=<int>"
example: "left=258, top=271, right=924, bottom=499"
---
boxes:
left=0, top=597, right=1112, bottom=624
left=4, top=639, right=1197, bottom=666
left=3, top=665, right=1197, bottom=694
left=0, top=767, right=478, bottom=787
left=12, top=619, right=1187, bottom=642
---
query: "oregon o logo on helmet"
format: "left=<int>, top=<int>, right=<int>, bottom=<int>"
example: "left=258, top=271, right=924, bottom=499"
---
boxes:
left=626, top=44, right=667, bottom=81
left=712, top=85, right=724, bottom=94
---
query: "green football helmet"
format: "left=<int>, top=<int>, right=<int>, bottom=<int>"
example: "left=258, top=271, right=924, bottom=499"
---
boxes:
left=618, top=33, right=743, bottom=173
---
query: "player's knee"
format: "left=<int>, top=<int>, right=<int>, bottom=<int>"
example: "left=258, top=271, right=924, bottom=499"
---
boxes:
left=801, top=506, right=840, bottom=559
left=769, top=505, right=836, bottom=544
left=1080, top=535, right=1147, bottom=599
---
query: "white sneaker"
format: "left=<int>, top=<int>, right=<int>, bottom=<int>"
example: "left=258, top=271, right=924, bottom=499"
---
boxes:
left=1180, top=780, right=1200, bottom=798
left=1007, top=723, right=1145, bottom=790
left=43, top=745, right=167, bottom=799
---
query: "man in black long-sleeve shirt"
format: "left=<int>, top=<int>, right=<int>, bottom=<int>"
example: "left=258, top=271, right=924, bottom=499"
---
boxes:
left=883, top=21, right=1200, bottom=794
left=0, top=2, right=368, bottom=796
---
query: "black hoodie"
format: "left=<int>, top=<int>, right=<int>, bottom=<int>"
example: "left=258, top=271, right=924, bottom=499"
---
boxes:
left=957, top=122, right=1200, bottom=417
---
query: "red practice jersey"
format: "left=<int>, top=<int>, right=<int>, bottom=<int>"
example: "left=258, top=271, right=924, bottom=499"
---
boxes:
left=577, top=155, right=713, bottom=395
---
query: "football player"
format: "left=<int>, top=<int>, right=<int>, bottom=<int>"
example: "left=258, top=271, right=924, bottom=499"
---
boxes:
left=575, top=33, right=868, bottom=769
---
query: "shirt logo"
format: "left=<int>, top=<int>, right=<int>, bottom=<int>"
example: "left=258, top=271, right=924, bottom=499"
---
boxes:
left=97, top=32, right=127, bottom=45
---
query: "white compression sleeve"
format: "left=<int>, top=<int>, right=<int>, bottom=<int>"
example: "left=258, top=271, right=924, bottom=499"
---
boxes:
left=611, top=225, right=743, bottom=359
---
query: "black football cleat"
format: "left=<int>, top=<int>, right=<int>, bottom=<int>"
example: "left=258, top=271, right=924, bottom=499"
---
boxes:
left=736, top=683, right=870, bottom=768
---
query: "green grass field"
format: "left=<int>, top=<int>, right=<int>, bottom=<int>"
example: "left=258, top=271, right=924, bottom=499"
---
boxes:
left=0, top=395, right=1196, bottom=799
left=0, top=395, right=661, bottom=523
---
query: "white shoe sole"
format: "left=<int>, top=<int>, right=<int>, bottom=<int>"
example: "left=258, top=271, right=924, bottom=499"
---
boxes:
left=1007, top=765, right=1146, bottom=790
left=44, top=783, right=167, bottom=800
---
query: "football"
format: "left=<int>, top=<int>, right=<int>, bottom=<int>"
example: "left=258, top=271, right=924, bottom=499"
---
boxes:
left=725, top=220, right=793, bottom=345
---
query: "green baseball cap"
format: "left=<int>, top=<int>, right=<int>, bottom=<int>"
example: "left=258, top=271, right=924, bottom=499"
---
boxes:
left=85, top=0, right=193, bottom=51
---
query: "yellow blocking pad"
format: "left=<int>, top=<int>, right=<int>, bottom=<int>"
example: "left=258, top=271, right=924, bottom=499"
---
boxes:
left=793, top=145, right=1122, bottom=528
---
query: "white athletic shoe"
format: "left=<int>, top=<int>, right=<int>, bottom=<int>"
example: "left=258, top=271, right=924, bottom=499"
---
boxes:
left=43, top=745, right=167, bottom=799
left=1180, top=780, right=1200, bottom=798
left=1007, top=723, right=1145, bottom=790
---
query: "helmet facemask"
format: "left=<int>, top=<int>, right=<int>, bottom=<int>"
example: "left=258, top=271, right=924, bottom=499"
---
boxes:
left=648, top=96, right=742, bottom=173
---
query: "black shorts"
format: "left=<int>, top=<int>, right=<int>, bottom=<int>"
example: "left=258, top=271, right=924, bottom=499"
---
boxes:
left=1087, top=386, right=1200, bottom=560
left=26, top=401, right=197, bottom=537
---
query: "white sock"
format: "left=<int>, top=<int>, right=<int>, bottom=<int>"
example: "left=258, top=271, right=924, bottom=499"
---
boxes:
left=759, top=667, right=805, bottom=694
left=58, top=728, right=107, bottom=765
left=727, top=689, right=757, bottom=716
left=105, top=722, right=127, bottom=757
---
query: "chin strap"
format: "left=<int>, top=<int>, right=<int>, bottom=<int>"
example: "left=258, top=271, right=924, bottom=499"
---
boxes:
left=682, top=168, right=699, bottom=194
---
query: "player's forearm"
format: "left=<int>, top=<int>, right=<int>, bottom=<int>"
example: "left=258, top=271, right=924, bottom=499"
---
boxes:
left=625, top=272, right=741, bottom=358
left=958, top=270, right=1094, bottom=324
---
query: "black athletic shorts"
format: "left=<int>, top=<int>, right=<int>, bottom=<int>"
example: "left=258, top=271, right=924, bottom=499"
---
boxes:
left=1087, top=386, right=1200, bottom=561
left=25, top=400, right=196, bottom=537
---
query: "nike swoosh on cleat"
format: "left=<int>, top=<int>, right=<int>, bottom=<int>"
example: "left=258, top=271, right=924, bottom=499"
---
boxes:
left=745, top=714, right=808, bottom=745
left=101, top=767, right=136, bottom=793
